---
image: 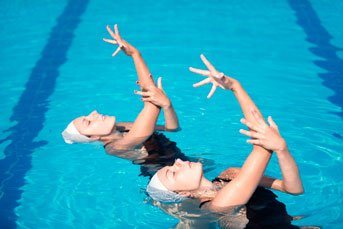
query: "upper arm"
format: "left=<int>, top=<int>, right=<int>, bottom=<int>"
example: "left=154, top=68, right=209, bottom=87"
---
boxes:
left=220, top=167, right=286, bottom=194
left=210, top=147, right=272, bottom=208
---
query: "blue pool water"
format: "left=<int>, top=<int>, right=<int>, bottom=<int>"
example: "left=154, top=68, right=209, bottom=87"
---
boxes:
left=0, top=0, right=342, bottom=228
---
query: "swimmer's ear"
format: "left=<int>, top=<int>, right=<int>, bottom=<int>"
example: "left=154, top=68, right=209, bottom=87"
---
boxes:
left=177, top=191, right=192, bottom=198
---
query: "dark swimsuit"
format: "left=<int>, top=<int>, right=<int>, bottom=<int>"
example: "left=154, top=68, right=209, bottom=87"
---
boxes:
left=200, top=177, right=300, bottom=229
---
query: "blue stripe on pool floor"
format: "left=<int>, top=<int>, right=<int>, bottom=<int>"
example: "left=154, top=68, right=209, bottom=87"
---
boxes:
left=0, top=0, right=89, bottom=227
left=288, top=0, right=343, bottom=128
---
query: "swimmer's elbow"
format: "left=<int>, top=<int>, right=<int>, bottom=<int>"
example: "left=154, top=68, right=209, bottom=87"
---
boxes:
left=284, top=186, right=305, bottom=195
left=161, top=126, right=181, bottom=132
left=292, top=188, right=305, bottom=195
left=167, top=127, right=181, bottom=132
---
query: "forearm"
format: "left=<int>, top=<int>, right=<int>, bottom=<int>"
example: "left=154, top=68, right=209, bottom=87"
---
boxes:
left=232, top=82, right=262, bottom=127
left=125, top=105, right=161, bottom=140
left=276, top=146, right=304, bottom=194
left=222, top=167, right=283, bottom=192
left=231, top=81, right=271, bottom=152
left=162, top=104, right=180, bottom=131
left=212, top=149, right=272, bottom=207
left=131, top=52, right=156, bottom=90
left=124, top=51, right=161, bottom=141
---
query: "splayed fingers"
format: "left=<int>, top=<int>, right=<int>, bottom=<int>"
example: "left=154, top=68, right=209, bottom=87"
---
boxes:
left=190, top=54, right=234, bottom=98
left=104, top=24, right=127, bottom=57
left=200, top=54, right=217, bottom=73
left=189, top=67, right=210, bottom=77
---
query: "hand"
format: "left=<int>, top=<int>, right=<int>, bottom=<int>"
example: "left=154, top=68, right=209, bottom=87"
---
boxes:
left=134, top=77, right=171, bottom=108
left=103, top=24, right=138, bottom=57
left=189, top=54, right=237, bottom=99
left=239, top=108, right=287, bottom=152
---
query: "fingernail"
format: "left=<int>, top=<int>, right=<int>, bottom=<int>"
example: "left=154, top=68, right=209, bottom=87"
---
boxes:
left=149, top=74, right=152, bottom=78
left=136, top=81, right=139, bottom=84
left=140, top=98, right=143, bottom=100
left=134, top=90, right=137, bottom=93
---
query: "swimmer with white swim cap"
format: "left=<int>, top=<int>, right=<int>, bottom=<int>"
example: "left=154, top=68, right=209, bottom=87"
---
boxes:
left=62, top=25, right=307, bottom=227
left=62, top=25, right=180, bottom=160
left=144, top=54, right=306, bottom=227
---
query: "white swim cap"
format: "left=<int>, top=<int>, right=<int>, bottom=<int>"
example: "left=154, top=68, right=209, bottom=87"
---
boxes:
left=146, top=172, right=187, bottom=203
left=62, top=121, right=96, bottom=144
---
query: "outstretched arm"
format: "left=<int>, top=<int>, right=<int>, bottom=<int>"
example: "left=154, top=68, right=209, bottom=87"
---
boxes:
left=190, top=54, right=272, bottom=207
left=103, top=25, right=161, bottom=151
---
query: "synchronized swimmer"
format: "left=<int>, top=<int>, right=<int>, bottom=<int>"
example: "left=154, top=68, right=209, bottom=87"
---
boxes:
left=62, top=25, right=305, bottom=228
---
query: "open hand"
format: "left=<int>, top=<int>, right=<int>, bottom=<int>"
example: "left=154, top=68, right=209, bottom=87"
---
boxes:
left=189, top=54, right=236, bottom=99
left=239, top=109, right=286, bottom=152
left=103, top=24, right=138, bottom=57
left=134, top=77, right=171, bottom=109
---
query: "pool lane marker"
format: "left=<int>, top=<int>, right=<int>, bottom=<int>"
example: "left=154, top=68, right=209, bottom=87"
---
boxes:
left=0, top=0, right=89, bottom=227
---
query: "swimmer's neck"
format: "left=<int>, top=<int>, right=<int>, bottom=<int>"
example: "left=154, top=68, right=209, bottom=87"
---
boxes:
left=188, top=176, right=217, bottom=200
left=98, top=130, right=124, bottom=145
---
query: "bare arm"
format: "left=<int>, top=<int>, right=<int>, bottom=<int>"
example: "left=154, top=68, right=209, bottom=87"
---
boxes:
left=103, top=25, right=161, bottom=152
left=190, top=54, right=272, bottom=207
left=240, top=115, right=304, bottom=195
left=161, top=103, right=180, bottom=131
left=274, top=146, right=304, bottom=194
left=135, top=77, right=180, bottom=132
left=222, top=167, right=303, bottom=195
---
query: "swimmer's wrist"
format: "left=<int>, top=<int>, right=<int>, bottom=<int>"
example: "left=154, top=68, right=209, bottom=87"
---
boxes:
left=230, top=80, right=241, bottom=92
left=162, top=100, right=172, bottom=109
left=131, top=50, right=141, bottom=58
left=275, top=140, right=288, bottom=155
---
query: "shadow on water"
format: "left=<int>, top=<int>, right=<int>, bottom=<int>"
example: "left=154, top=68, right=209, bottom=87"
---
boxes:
left=0, top=0, right=89, bottom=227
left=287, top=0, right=343, bottom=138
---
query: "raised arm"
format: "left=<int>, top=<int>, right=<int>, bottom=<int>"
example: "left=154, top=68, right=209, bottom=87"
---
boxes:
left=240, top=117, right=304, bottom=195
left=190, top=54, right=272, bottom=207
left=103, top=25, right=161, bottom=151
left=135, top=77, right=180, bottom=132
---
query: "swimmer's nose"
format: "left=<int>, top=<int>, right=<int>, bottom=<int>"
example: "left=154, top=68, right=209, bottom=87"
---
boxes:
left=174, top=159, right=184, bottom=167
left=89, top=110, right=99, bottom=118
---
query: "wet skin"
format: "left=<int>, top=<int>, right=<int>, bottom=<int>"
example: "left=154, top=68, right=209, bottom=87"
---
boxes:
left=73, top=110, right=116, bottom=137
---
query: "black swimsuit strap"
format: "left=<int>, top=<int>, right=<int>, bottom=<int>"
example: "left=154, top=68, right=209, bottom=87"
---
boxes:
left=199, top=177, right=232, bottom=208
left=212, top=177, right=232, bottom=183
left=199, top=200, right=211, bottom=208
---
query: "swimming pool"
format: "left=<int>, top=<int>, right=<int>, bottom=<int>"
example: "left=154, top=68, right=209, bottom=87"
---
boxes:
left=0, top=0, right=342, bottom=228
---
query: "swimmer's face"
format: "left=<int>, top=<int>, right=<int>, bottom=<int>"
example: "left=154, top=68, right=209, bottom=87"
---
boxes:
left=157, top=159, right=203, bottom=191
left=73, top=110, right=116, bottom=137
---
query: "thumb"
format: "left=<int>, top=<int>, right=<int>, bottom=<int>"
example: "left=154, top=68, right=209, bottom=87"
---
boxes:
left=157, top=77, right=163, bottom=89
